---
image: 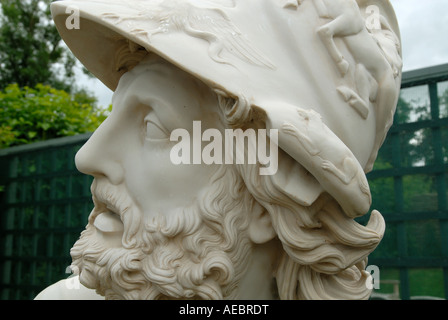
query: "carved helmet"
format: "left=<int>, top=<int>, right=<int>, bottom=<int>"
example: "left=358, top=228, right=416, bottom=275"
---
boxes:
left=51, top=0, right=402, bottom=219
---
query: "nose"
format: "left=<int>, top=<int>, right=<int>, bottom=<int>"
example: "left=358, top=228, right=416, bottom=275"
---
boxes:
left=75, top=118, right=125, bottom=185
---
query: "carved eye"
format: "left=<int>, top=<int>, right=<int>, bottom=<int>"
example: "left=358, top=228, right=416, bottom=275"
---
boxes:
left=144, top=112, right=169, bottom=141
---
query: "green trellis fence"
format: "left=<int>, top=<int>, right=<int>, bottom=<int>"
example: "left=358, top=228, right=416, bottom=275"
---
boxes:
left=0, top=134, right=93, bottom=300
left=366, top=63, right=448, bottom=300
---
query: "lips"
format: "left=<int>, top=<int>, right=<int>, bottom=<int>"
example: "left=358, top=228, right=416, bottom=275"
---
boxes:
left=89, top=180, right=128, bottom=234
left=93, top=211, right=124, bottom=233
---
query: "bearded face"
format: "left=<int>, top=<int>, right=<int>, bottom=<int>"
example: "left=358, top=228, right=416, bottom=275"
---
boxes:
left=71, top=165, right=254, bottom=300
left=70, top=55, right=384, bottom=301
left=70, top=56, right=259, bottom=300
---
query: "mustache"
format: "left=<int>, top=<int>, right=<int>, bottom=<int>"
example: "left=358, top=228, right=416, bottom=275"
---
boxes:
left=89, top=180, right=130, bottom=219
left=88, top=179, right=204, bottom=248
left=89, top=179, right=142, bottom=248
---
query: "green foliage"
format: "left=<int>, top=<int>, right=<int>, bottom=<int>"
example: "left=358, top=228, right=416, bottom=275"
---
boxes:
left=0, top=0, right=77, bottom=91
left=0, top=1, right=111, bottom=149
left=0, top=83, right=110, bottom=148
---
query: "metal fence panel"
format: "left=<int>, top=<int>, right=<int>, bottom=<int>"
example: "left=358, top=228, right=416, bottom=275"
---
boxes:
left=367, top=64, right=448, bottom=299
left=0, top=134, right=92, bottom=300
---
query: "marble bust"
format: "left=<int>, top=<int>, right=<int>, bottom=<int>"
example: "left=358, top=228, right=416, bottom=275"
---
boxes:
left=36, top=0, right=402, bottom=300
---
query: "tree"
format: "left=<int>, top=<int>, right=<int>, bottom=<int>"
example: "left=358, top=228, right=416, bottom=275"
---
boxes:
left=0, top=0, right=111, bottom=149
left=0, top=0, right=77, bottom=92
left=0, top=83, right=110, bottom=148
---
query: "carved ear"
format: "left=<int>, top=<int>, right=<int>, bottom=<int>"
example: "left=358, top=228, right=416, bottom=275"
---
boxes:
left=248, top=203, right=276, bottom=244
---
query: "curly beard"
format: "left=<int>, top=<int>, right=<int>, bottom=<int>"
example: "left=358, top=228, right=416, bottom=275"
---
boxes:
left=70, top=166, right=254, bottom=300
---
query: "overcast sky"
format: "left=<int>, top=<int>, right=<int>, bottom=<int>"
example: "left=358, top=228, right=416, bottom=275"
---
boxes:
left=391, top=0, right=448, bottom=71
left=80, top=0, right=448, bottom=107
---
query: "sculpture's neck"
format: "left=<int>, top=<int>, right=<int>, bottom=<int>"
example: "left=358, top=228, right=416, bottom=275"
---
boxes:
left=235, top=240, right=279, bottom=300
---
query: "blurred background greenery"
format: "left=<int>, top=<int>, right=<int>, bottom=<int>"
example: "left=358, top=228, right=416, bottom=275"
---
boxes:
left=0, top=0, right=110, bottom=150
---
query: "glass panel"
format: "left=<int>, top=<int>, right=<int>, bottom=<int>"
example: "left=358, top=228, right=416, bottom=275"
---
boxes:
left=20, top=235, right=35, bottom=256
left=406, top=220, right=442, bottom=257
left=372, top=133, right=394, bottom=170
left=442, top=126, right=448, bottom=164
left=40, top=151, right=52, bottom=173
left=53, top=234, right=66, bottom=258
left=438, top=80, right=448, bottom=119
left=15, top=157, right=23, bottom=177
left=402, top=174, right=437, bottom=212
left=70, top=174, right=85, bottom=197
left=68, top=203, right=85, bottom=228
left=35, top=261, right=49, bottom=282
left=399, top=128, right=435, bottom=167
left=446, top=174, right=448, bottom=206
left=36, top=234, right=49, bottom=257
left=39, top=178, right=52, bottom=201
left=53, top=148, right=69, bottom=172
left=53, top=204, right=68, bottom=228
left=22, top=156, right=37, bottom=176
left=11, top=208, right=21, bottom=230
left=397, top=85, right=431, bottom=123
left=3, top=208, right=17, bottom=231
left=13, top=182, right=24, bottom=204
left=36, top=205, right=50, bottom=228
left=54, top=176, right=68, bottom=200
left=369, top=177, right=395, bottom=212
left=12, top=235, right=23, bottom=255
left=22, top=206, right=34, bottom=229
left=23, top=179, right=37, bottom=203
left=20, top=263, right=34, bottom=287
left=409, top=268, right=445, bottom=298
left=371, top=221, right=398, bottom=258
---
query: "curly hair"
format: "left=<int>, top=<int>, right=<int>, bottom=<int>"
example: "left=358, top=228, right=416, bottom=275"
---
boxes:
left=217, top=94, right=385, bottom=299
